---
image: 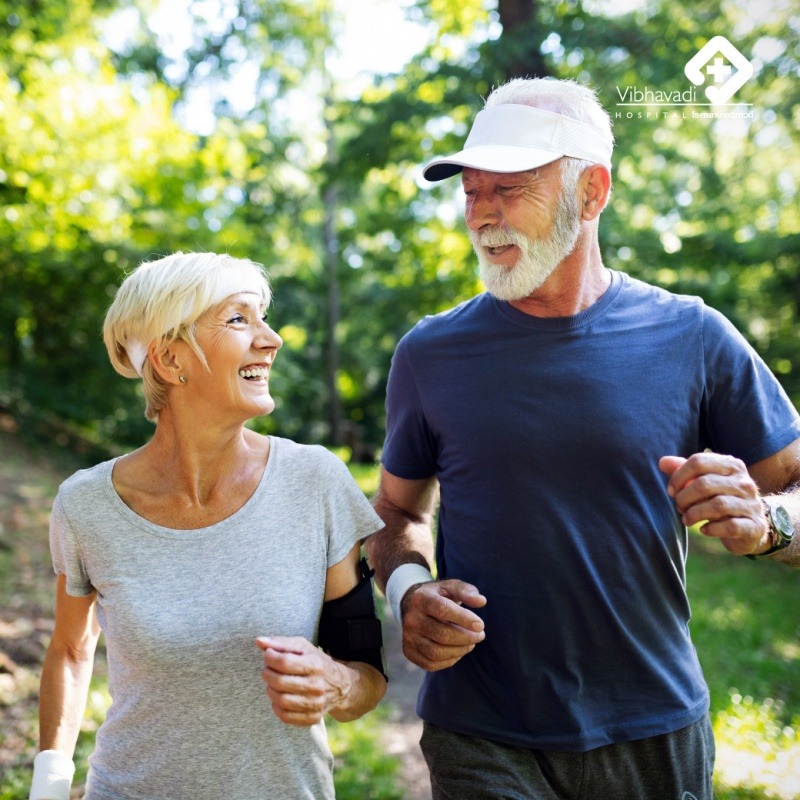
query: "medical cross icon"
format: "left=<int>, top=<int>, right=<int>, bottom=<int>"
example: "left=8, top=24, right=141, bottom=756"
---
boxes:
left=684, top=36, right=753, bottom=104
left=705, top=57, right=732, bottom=83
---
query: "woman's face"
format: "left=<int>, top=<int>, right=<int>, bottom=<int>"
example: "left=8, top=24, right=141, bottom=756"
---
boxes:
left=188, top=292, right=283, bottom=422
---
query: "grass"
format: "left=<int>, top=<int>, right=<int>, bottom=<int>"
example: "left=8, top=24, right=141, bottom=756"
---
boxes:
left=328, top=711, right=404, bottom=800
left=686, top=532, right=800, bottom=798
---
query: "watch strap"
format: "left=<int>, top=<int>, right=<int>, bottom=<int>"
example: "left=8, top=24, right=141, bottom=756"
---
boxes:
left=745, top=501, right=793, bottom=560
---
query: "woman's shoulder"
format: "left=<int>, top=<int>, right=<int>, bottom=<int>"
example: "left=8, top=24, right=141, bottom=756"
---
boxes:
left=51, top=459, right=118, bottom=530
left=58, top=458, right=116, bottom=504
left=272, top=436, right=343, bottom=467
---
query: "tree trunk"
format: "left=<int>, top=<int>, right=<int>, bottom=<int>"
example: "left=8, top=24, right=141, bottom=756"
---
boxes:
left=323, top=94, right=342, bottom=446
left=496, top=0, right=549, bottom=79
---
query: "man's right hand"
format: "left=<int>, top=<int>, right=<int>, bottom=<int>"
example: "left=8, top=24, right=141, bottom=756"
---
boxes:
left=400, top=579, right=487, bottom=671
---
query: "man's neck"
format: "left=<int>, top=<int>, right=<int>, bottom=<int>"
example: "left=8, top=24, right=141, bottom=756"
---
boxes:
left=507, top=238, right=610, bottom=318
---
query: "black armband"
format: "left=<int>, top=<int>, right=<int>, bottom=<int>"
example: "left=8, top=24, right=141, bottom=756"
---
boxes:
left=318, top=558, right=388, bottom=681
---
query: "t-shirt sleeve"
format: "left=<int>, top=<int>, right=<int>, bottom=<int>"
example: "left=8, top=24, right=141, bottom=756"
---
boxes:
left=49, top=491, right=93, bottom=596
left=381, top=335, right=438, bottom=480
left=317, top=450, right=384, bottom=567
left=701, top=304, right=800, bottom=463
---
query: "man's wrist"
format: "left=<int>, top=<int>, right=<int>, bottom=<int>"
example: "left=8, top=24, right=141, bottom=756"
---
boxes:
left=30, top=749, right=75, bottom=800
left=385, top=563, right=435, bottom=623
left=746, top=499, right=794, bottom=560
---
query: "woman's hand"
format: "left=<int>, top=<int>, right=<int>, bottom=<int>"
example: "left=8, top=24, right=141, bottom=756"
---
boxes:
left=256, top=636, right=353, bottom=726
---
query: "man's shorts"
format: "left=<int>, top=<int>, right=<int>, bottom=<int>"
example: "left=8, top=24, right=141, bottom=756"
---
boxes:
left=420, top=716, right=715, bottom=800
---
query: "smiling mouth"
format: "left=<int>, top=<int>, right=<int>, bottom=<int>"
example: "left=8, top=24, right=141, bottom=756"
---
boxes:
left=239, top=367, right=269, bottom=381
left=486, top=244, right=516, bottom=256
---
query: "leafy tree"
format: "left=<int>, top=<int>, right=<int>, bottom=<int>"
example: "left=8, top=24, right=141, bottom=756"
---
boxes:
left=337, top=0, right=800, bottom=444
left=1, top=0, right=797, bottom=458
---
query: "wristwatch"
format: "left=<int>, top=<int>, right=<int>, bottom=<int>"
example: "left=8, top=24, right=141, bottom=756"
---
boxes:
left=746, top=501, right=793, bottom=560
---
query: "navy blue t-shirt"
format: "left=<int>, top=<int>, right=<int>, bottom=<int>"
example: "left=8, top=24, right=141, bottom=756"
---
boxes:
left=382, top=270, right=800, bottom=751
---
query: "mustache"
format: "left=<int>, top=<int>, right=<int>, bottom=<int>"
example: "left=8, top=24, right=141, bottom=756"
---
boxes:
left=471, top=226, right=524, bottom=248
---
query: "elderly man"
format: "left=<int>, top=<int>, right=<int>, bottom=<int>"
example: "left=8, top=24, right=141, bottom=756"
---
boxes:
left=366, top=77, right=800, bottom=800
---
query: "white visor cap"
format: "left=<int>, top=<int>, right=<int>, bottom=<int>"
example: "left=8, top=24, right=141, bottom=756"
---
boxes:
left=423, top=104, right=613, bottom=182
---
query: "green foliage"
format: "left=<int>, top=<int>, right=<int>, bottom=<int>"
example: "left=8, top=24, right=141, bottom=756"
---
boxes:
left=687, top=532, right=800, bottom=798
left=328, top=711, right=404, bottom=800
left=0, top=0, right=797, bottom=455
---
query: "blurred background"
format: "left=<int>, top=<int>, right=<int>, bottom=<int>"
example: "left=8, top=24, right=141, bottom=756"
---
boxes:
left=1, top=0, right=798, bottom=458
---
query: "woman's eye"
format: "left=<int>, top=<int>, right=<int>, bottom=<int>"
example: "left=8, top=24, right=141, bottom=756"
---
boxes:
left=261, top=313, right=269, bottom=323
left=228, top=314, right=245, bottom=324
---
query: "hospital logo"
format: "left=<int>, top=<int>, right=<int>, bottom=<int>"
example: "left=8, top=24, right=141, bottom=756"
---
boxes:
left=684, top=36, right=753, bottom=104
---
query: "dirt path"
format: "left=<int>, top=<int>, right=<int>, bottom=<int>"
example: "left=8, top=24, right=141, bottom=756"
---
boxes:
left=379, top=604, right=431, bottom=800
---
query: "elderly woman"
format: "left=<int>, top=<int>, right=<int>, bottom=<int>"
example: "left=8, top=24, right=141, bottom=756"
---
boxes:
left=30, top=252, right=387, bottom=800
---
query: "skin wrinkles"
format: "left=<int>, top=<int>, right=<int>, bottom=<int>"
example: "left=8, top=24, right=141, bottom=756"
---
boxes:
left=462, top=161, right=611, bottom=313
left=463, top=164, right=561, bottom=252
left=468, top=173, right=582, bottom=302
left=183, top=292, right=283, bottom=422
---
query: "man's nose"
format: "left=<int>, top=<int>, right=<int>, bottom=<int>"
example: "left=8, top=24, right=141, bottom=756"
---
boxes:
left=465, top=192, right=501, bottom=231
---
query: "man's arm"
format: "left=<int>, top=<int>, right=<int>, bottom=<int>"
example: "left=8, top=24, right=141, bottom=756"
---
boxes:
left=366, top=467, right=487, bottom=671
left=660, top=437, right=800, bottom=566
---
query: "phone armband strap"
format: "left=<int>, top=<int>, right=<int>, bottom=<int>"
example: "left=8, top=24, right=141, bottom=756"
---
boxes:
left=318, top=558, right=388, bottom=681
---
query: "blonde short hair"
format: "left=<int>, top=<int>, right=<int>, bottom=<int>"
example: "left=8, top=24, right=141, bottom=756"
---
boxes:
left=103, top=252, right=271, bottom=422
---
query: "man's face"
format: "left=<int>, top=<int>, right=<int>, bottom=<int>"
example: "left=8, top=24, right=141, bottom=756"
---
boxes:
left=462, top=162, right=582, bottom=301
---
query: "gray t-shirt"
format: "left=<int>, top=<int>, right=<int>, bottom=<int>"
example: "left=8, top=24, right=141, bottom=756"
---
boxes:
left=50, top=436, right=383, bottom=800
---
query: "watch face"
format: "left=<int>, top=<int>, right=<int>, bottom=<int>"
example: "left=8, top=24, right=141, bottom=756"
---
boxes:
left=772, top=505, right=793, bottom=542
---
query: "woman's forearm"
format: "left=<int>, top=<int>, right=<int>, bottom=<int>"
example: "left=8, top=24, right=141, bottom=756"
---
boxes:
left=39, top=643, right=97, bottom=753
left=327, top=660, right=387, bottom=723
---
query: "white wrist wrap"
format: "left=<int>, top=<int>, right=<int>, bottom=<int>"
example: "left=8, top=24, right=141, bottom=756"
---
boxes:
left=30, top=750, right=75, bottom=800
left=386, top=563, right=435, bottom=623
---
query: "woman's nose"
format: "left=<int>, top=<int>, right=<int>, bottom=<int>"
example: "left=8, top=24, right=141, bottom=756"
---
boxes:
left=257, top=323, right=282, bottom=351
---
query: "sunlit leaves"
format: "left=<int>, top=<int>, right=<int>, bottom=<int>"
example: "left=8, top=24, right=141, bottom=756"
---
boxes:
left=1, top=0, right=798, bottom=448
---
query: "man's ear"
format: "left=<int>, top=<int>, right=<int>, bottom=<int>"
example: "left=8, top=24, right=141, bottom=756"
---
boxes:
left=150, top=342, right=187, bottom=386
left=580, top=164, right=612, bottom=221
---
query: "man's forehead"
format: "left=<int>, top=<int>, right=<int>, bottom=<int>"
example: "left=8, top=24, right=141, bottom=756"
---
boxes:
left=461, top=164, right=556, bottom=183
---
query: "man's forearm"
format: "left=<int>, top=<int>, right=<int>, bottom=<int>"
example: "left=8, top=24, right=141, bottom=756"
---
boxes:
left=367, top=497, right=436, bottom=592
left=366, top=509, right=435, bottom=592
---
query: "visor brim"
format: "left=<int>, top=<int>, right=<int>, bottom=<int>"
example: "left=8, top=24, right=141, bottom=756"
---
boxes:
left=422, top=145, right=563, bottom=182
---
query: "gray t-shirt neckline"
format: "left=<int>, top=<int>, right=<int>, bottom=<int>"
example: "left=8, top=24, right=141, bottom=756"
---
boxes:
left=100, top=436, right=277, bottom=539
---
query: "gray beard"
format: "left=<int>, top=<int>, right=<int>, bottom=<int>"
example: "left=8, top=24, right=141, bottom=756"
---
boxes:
left=470, top=190, right=581, bottom=302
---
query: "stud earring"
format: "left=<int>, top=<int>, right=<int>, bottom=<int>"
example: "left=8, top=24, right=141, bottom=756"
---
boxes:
left=179, top=375, right=187, bottom=384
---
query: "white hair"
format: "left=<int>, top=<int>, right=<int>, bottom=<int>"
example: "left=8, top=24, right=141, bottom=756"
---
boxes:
left=483, top=77, right=614, bottom=143
left=471, top=177, right=581, bottom=300
left=485, top=78, right=614, bottom=200
left=103, top=251, right=271, bottom=422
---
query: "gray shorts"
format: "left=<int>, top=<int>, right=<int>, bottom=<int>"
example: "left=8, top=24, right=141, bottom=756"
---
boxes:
left=420, top=716, right=715, bottom=800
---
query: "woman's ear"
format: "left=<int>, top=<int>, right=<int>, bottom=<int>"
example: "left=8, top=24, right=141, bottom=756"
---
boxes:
left=580, top=164, right=612, bottom=221
left=149, top=342, right=188, bottom=386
